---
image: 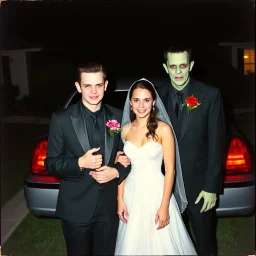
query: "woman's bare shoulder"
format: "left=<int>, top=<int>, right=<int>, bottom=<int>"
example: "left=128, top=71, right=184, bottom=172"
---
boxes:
left=156, top=121, right=174, bottom=145
left=122, top=123, right=132, bottom=131
left=157, top=121, right=173, bottom=138
left=122, top=123, right=132, bottom=139
left=157, top=120, right=172, bottom=130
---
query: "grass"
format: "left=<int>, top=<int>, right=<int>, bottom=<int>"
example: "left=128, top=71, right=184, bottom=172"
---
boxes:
left=1, top=123, right=49, bottom=207
left=2, top=214, right=66, bottom=256
left=217, top=216, right=255, bottom=256
left=2, top=213, right=255, bottom=256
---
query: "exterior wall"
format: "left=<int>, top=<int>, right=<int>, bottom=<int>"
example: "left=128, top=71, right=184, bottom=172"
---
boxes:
left=0, top=48, right=41, bottom=99
left=10, top=51, right=29, bottom=98
left=0, top=55, right=3, bottom=85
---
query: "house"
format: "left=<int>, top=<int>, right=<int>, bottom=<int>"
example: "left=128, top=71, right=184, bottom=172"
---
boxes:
left=218, top=42, right=255, bottom=76
left=0, top=37, right=42, bottom=98
left=217, top=41, right=255, bottom=113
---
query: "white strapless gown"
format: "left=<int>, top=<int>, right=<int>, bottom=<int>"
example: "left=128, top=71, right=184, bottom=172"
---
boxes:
left=115, top=141, right=197, bottom=255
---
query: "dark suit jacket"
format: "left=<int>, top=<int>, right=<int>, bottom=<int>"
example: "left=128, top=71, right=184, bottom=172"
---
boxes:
left=45, top=100, right=130, bottom=223
left=157, top=78, right=226, bottom=202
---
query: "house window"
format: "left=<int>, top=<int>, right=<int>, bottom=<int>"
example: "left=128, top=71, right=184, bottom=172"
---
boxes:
left=243, top=49, right=255, bottom=75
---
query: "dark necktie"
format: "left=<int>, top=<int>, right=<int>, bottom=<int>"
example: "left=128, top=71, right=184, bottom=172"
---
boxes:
left=91, top=114, right=104, bottom=189
left=175, top=92, right=183, bottom=118
left=91, top=114, right=102, bottom=151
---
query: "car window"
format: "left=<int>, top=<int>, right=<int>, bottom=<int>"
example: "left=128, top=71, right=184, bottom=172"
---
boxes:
left=67, top=91, right=80, bottom=107
left=104, top=91, right=128, bottom=109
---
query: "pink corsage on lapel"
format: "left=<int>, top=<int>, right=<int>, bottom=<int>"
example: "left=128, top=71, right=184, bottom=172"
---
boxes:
left=106, top=120, right=122, bottom=136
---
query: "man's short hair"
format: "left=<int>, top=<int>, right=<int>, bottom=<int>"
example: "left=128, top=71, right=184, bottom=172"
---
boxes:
left=76, top=61, right=107, bottom=84
left=163, top=45, right=192, bottom=63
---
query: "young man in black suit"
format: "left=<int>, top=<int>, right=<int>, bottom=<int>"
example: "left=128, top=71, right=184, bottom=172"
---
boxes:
left=157, top=45, right=226, bottom=256
left=45, top=61, right=130, bottom=255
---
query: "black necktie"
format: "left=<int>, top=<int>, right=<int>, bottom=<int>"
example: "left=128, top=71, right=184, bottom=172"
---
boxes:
left=91, top=114, right=102, bottom=151
left=91, top=114, right=104, bottom=188
left=175, top=92, right=183, bottom=118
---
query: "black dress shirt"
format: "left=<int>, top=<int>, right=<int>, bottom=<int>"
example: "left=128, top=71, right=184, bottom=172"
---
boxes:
left=170, top=80, right=190, bottom=111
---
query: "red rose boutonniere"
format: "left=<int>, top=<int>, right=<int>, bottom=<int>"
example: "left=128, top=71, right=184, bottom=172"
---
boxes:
left=106, top=119, right=122, bottom=136
left=182, top=95, right=201, bottom=113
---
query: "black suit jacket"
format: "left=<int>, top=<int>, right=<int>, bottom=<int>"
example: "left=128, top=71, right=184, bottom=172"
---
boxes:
left=157, top=78, right=226, bottom=202
left=45, top=100, right=130, bottom=223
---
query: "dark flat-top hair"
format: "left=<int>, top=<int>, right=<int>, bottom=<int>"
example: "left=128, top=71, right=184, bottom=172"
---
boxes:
left=163, top=44, right=192, bottom=63
left=76, top=61, right=107, bottom=84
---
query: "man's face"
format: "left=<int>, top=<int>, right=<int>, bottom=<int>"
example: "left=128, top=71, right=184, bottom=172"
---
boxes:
left=163, top=52, right=194, bottom=89
left=75, top=72, right=108, bottom=111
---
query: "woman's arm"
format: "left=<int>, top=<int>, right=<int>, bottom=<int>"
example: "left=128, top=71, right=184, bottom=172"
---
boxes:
left=114, top=124, right=131, bottom=183
left=161, top=123, right=175, bottom=208
left=116, top=124, right=130, bottom=223
left=118, top=179, right=125, bottom=202
left=117, top=179, right=129, bottom=223
left=155, top=122, right=175, bottom=230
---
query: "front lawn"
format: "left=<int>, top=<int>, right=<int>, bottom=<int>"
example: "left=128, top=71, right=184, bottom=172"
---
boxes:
left=2, top=213, right=255, bottom=256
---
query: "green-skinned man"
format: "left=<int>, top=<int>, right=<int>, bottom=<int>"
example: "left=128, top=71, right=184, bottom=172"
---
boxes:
left=157, top=45, right=226, bottom=256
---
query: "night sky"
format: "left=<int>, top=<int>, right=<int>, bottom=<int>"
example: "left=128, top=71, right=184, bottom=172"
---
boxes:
left=1, top=0, right=255, bottom=72
left=1, top=0, right=254, bottom=117
left=2, top=1, right=254, bottom=44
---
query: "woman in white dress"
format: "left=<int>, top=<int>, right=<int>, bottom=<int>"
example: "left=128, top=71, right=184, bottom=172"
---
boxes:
left=115, top=78, right=197, bottom=255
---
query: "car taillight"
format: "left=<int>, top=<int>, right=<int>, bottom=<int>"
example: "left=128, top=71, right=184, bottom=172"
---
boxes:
left=31, top=137, right=48, bottom=175
left=225, top=136, right=252, bottom=182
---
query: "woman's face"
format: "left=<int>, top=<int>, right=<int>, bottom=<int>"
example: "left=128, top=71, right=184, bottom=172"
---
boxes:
left=130, top=88, right=155, bottom=119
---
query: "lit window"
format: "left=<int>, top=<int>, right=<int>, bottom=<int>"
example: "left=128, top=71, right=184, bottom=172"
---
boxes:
left=243, top=49, right=255, bottom=75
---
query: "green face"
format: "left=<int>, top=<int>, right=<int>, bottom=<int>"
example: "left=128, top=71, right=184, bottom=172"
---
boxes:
left=163, top=52, right=194, bottom=90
